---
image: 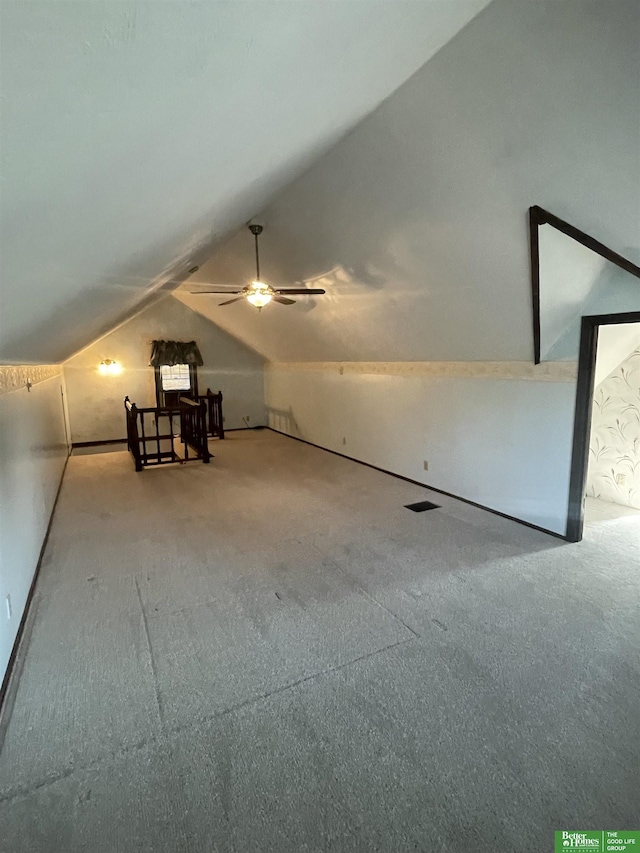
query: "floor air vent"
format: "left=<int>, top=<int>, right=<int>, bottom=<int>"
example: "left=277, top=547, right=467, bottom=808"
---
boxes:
left=405, top=500, right=440, bottom=513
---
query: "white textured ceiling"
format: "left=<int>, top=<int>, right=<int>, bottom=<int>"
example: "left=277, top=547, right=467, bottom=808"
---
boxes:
left=0, top=0, right=490, bottom=363
left=539, top=225, right=640, bottom=362
left=176, top=0, right=640, bottom=364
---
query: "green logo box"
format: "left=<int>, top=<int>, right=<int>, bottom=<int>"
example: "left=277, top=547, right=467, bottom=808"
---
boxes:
left=555, top=831, right=640, bottom=852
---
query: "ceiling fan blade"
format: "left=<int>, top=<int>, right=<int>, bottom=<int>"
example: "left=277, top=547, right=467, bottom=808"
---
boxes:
left=190, top=290, right=243, bottom=294
left=273, top=288, right=326, bottom=295
left=272, top=296, right=296, bottom=305
left=218, top=296, right=246, bottom=306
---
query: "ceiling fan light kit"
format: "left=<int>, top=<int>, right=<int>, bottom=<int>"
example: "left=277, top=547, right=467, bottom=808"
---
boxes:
left=191, top=224, right=326, bottom=309
left=246, top=281, right=273, bottom=309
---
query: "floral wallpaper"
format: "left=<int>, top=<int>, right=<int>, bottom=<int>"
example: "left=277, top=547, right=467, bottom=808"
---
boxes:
left=588, top=346, right=640, bottom=509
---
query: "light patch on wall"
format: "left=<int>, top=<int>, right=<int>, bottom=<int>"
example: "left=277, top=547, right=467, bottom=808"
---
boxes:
left=98, top=359, right=122, bottom=376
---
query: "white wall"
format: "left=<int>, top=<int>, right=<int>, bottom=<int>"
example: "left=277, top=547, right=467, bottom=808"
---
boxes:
left=64, top=296, right=265, bottom=443
left=0, top=367, right=69, bottom=685
left=538, top=225, right=608, bottom=361
left=266, top=364, right=577, bottom=536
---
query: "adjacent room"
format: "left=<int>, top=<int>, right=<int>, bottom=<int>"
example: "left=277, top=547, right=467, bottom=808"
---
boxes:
left=1, top=2, right=639, bottom=851
left=585, top=322, right=640, bottom=526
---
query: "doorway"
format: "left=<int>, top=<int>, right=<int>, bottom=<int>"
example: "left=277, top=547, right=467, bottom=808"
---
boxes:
left=566, top=311, right=640, bottom=541
left=528, top=205, right=640, bottom=542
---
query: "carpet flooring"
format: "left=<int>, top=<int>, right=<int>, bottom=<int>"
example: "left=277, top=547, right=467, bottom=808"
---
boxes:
left=0, top=431, right=638, bottom=852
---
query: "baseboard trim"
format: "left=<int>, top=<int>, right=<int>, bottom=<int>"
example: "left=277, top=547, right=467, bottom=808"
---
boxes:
left=266, top=427, right=566, bottom=541
left=72, top=438, right=127, bottom=448
left=0, top=453, right=70, bottom=738
left=71, top=428, right=265, bottom=449
left=223, top=426, right=267, bottom=433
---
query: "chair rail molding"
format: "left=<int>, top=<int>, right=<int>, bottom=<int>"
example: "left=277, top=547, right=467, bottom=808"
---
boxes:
left=266, top=361, right=578, bottom=382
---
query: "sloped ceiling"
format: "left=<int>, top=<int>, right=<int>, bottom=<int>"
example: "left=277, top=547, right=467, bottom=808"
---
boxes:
left=539, top=225, right=640, bottom=362
left=0, top=0, right=490, bottom=364
left=177, top=0, right=640, bottom=363
left=595, top=323, right=640, bottom=387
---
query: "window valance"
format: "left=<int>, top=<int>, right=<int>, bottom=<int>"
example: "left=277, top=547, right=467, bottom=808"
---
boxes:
left=149, top=340, right=203, bottom=367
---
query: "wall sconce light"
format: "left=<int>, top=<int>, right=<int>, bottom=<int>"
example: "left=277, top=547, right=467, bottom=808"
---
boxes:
left=98, top=359, right=122, bottom=376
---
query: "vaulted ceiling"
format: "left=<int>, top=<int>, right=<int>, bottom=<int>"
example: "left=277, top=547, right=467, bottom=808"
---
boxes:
left=0, top=0, right=491, bottom=364
left=176, top=0, right=640, bottom=364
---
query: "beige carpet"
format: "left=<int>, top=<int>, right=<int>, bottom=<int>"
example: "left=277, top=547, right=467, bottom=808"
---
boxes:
left=1, top=430, right=638, bottom=852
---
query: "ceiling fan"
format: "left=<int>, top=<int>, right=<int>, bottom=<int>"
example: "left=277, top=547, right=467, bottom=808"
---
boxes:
left=190, top=224, right=326, bottom=309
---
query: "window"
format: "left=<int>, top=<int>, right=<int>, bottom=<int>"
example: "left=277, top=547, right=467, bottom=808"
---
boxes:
left=160, top=364, right=191, bottom=391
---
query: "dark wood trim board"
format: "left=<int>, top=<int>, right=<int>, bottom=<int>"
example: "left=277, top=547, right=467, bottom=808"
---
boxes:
left=266, top=427, right=565, bottom=541
left=72, top=438, right=128, bottom=449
